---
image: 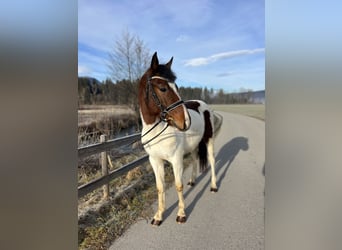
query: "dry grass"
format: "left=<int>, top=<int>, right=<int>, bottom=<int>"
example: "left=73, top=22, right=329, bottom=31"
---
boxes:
left=78, top=171, right=156, bottom=249
left=78, top=149, right=150, bottom=249
left=78, top=105, right=137, bottom=127
left=78, top=155, right=191, bottom=250
left=78, top=143, right=199, bottom=249
left=210, top=104, right=265, bottom=121
left=78, top=105, right=144, bottom=249
left=78, top=105, right=139, bottom=147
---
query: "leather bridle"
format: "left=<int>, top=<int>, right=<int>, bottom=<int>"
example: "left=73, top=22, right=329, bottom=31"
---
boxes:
left=141, top=75, right=191, bottom=146
left=146, top=76, right=186, bottom=127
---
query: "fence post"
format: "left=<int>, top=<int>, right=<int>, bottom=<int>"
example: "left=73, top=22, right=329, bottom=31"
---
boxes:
left=100, top=134, right=109, bottom=199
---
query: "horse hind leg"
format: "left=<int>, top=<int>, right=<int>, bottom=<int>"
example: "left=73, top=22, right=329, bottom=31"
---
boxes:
left=149, top=156, right=165, bottom=226
left=207, top=138, right=218, bottom=193
left=187, top=152, right=198, bottom=187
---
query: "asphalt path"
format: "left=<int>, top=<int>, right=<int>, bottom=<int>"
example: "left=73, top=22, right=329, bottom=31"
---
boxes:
left=110, top=111, right=265, bottom=250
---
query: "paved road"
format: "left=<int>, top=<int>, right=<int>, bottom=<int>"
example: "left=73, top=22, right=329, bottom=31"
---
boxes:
left=110, top=111, right=265, bottom=250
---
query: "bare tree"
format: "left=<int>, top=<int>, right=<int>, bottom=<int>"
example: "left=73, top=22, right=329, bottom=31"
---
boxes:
left=133, top=37, right=151, bottom=81
left=108, top=30, right=150, bottom=82
left=107, top=30, right=151, bottom=113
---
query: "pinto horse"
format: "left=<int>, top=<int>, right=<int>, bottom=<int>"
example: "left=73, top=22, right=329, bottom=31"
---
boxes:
left=139, top=52, right=218, bottom=226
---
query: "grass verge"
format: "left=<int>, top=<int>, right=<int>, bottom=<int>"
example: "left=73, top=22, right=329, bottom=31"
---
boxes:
left=210, top=104, right=265, bottom=121
left=78, top=157, right=193, bottom=249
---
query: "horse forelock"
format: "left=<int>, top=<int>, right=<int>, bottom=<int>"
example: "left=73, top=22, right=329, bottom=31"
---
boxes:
left=139, top=64, right=176, bottom=89
left=153, top=64, right=176, bottom=82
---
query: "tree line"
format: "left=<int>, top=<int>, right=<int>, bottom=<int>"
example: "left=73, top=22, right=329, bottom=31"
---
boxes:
left=78, top=76, right=256, bottom=109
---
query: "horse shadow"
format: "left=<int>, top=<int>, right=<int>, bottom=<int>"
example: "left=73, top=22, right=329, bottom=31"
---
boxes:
left=162, top=136, right=249, bottom=221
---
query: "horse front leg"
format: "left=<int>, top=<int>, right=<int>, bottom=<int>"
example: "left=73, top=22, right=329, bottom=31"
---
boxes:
left=172, top=157, right=186, bottom=224
left=149, top=156, right=165, bottom=226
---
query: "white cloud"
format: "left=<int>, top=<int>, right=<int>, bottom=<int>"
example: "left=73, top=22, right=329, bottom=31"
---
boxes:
left=184, top=48, right=265, bottom=66
left=78, top=65, right=92, bottom=75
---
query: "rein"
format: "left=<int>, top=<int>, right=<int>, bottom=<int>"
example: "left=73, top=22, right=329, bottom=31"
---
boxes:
left=141, top=122, right=169, bottom=146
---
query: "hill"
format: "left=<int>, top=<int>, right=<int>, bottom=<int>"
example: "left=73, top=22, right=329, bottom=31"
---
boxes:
left=250, top=90, right=265, bottom=104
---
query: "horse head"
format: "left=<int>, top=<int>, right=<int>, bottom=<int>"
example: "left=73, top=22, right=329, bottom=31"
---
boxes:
left=139, top=52, right=190, bottom=131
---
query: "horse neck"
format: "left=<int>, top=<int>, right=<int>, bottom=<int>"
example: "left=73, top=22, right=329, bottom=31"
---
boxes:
left=139, top=109, right=161, bottom=129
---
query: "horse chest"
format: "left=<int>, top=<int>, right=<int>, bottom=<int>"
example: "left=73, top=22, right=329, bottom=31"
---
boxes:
left=142, top=123, right=204, bottom=160
left=143, top=130, right=183, bottom=158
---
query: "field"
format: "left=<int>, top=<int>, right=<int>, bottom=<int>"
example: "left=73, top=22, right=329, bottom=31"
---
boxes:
left=78, top=105, right=139, bottom=146
left=210, top=104, right=265, bottom=121
left=78, top=105, right=136, bottom=126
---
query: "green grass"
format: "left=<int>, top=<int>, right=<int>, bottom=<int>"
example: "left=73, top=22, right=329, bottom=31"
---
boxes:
left=210, top=104, right=265, bottom=121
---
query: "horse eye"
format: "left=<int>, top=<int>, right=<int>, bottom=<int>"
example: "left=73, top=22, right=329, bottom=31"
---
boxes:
left=159, top=87, right=167, bottom=92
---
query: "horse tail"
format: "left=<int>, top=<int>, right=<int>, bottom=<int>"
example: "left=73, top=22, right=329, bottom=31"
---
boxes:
left=198, top=109, right=213, bottom=173
left=198, top=139, right=208, bottom=172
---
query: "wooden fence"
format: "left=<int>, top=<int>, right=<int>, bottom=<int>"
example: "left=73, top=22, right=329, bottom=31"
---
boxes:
left=78, top=113, right=223, bottom=199
left=78, top=133, right=147, bottom=198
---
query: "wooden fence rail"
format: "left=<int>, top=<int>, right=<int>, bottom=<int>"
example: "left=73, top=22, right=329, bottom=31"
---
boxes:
left=78, top=133, right=141, bottom=159
left=78, top=113, right=223, bottom=199
left=78, top=154, right=149, bottom=198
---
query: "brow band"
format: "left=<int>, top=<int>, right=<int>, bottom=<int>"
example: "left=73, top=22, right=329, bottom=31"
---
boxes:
left=150, top=76, right=169, bottom=81
left=150, top=76, right=177, bottom=88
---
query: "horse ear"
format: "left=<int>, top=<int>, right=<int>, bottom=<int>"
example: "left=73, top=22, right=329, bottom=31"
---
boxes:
left=166, top=57, right=173, bottom=69
left=151, top=52, right=159, bottom=70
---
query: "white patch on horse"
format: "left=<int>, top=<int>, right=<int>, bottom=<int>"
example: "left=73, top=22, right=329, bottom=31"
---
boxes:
left=139, top=52, right=218, bottom=225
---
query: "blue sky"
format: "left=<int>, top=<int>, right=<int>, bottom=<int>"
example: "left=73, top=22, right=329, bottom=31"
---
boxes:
left=78, top=0, right=264, bottom=92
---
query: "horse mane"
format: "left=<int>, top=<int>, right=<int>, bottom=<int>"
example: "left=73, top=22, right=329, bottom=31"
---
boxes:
left=152, top=64, right=177, bottom=82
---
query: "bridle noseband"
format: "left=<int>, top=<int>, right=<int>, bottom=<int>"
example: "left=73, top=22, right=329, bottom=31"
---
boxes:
left=146, top=76, right=185, bottom=124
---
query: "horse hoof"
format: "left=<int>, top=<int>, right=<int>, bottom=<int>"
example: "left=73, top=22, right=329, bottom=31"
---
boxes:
left=151, top=219, right=162, bottom=226
left=187, top=181, right=195, bottom=187
left=176, top=216, right=186, bottom=224
left=210, top=187, right=218, bottom=193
